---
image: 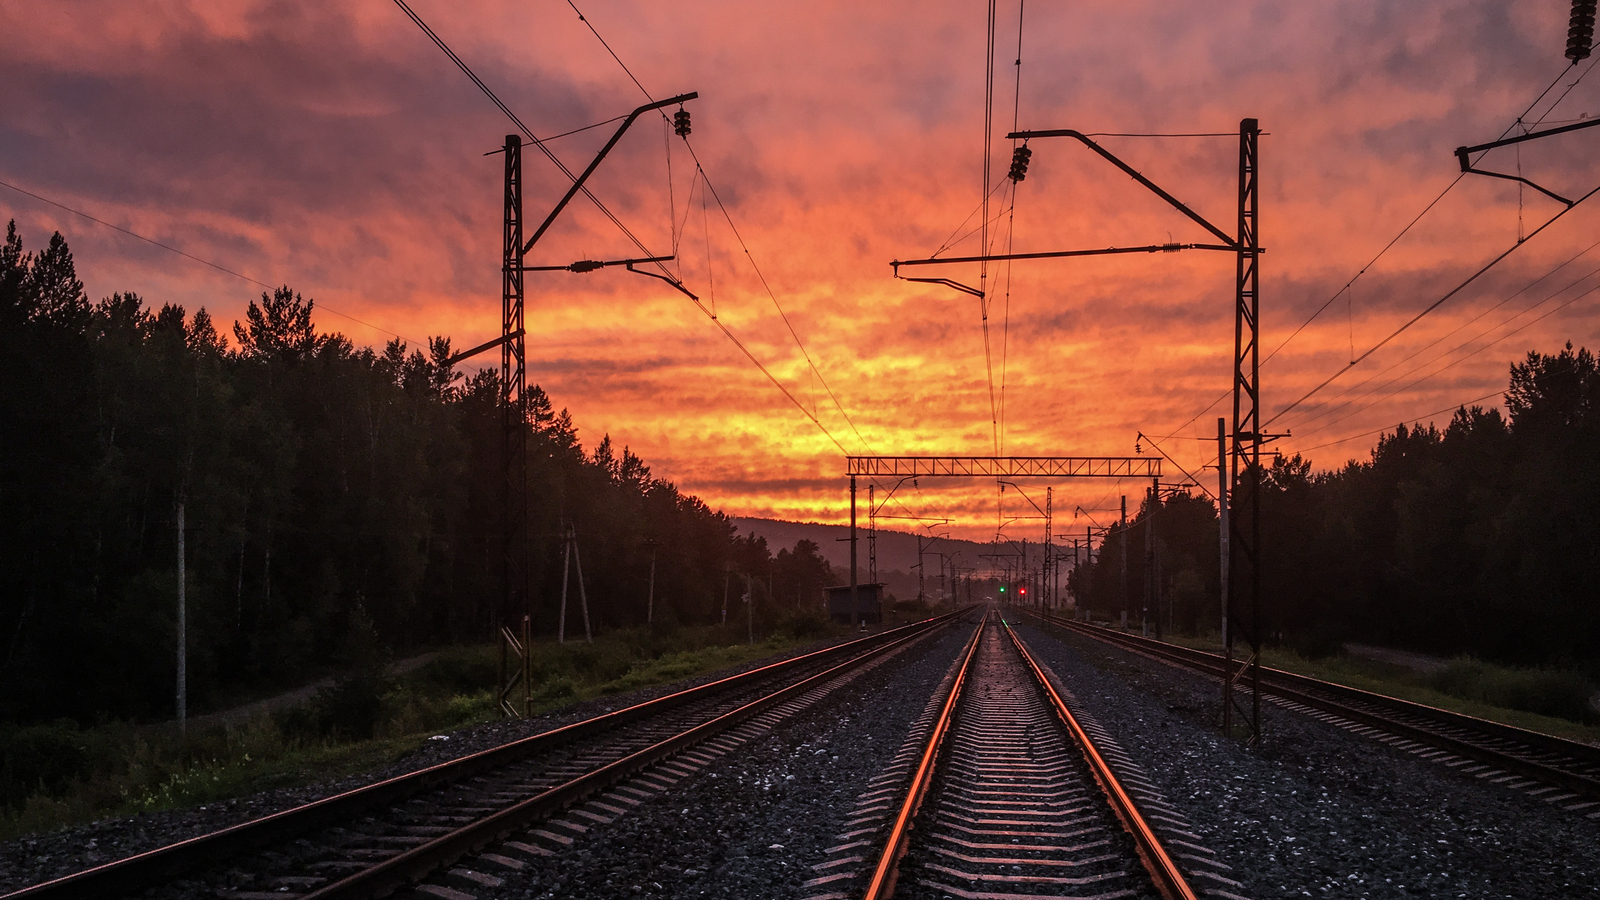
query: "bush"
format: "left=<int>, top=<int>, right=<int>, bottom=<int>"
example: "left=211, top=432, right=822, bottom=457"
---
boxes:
left=1425, top=660, right=1599, bottom=724
left=775, top=611, right=833, bottom=639
left=0, top=720, right=99, bottom=810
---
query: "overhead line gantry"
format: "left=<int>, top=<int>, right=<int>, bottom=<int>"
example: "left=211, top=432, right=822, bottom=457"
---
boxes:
left=840, top=455, right=1159, bottom=629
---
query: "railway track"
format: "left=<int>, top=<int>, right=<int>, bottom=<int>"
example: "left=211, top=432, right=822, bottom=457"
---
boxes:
left=4, top=613, right=964, bottom=900
left=1028, top=609, right=1600, bottom=812
left=860, top=612, right=1197, bottom=900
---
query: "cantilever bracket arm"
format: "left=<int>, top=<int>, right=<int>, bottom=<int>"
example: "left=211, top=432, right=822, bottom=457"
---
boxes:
left=625, top=261, right=699, bottom=300
left=525, top=92, right=698, bottom=253
left=522, top=254, right=675, bottom=273
left=1453, top=118, right=1600, bottom=209
left=890, top=243, right=1241, bottom=297
left=1007, top=129, right=1238, bottom=248
left=446, top=328, right=526, bottom=366
left=891, top=263, right=985, bottom=298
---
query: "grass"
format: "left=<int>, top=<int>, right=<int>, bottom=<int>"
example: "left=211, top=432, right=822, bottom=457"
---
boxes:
left=1117, top=628, right=1600, bottom=744
left=0, top=617, right=845, bottom=842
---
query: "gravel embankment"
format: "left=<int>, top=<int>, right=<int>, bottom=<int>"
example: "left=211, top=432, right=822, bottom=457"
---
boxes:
left=496, top=624, right=974, bottom=900
left=0, top=632, right=867, bottom=895
left=1014, top=618, right=1600, bottom=899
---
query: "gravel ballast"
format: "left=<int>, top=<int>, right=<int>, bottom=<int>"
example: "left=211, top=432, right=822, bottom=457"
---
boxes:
left=0, top=632, right=870, bottom=895
left=1013, top=616, right=1600, bottom=899
left=488, top=622, right=975, bottom=899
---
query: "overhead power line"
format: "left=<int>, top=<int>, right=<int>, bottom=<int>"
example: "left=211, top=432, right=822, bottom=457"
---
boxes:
left=390, top=0, right=670, bottom=280
left=1265, top=59, right=1598, bottom=370
left=1265, top=181, right=1600, bottom=427
left=1294, top=390, right=1505, bottom=455
left=1291, top=277, right=1600, bottom=442
left=1283, top=237, right=1600, bottom=432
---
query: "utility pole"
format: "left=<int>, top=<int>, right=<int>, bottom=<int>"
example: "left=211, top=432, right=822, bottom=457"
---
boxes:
left=1225, top=118, right=1264, bottom=745
left=849, top=475, right=859, bottom=628
left=558, top=526, right=570, bottom=643
left=488, top=92, right=698, bottom=716
left=1218, top=417, right=1229, bottom=644
left=574, top=537, right=592, bottom=643
left=501, top=132, right=528, bottom=704
left=644, top=539, right=659, bottom=625
left=1044, top=486, right=1053, bottom=610
left=722, top=563, right=731, bottom=626
left=867, top=484, right=876, bottom=584
left=744, top=574, right=754, bottom=645
left=556, top=525, right=592, bottom=644
left=176, top=499, right=186, bottom=736
left=1119, top=495, right=1128, bottom=630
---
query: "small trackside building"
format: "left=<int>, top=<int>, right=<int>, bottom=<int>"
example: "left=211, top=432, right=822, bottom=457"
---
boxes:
left=824, top=583, right=885, bottom=624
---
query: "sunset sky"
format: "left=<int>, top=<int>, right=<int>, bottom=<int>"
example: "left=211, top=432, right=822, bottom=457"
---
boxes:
left=4, top=1, right=1599, bottom=541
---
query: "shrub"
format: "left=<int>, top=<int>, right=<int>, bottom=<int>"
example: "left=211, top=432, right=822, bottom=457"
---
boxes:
left=1425, top=659, right=1599, bottom=724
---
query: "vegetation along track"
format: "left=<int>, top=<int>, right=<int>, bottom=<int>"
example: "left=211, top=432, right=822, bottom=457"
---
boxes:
left=862, top=612, right=1197, bottom=900
left=1029, top=609, right=1600, bottom=813
left=4, top=613, right=964, bottom=900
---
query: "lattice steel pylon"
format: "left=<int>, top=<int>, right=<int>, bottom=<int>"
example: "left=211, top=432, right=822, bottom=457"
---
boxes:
left=498, top=134, right=531, bottom=718
left=1224, top=119, right=1262, bottom=746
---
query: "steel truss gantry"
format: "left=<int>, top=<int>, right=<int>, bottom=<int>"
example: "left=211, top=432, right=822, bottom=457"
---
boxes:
left=847, top=456, right=1161, bottom=479
left=841, top=455, right=1158, bottom=627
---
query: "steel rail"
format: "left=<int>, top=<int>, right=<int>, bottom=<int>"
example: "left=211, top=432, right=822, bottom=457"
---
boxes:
left=1028, top=611, right=1600, bottom=800
left=304, top=615, right=960, bottom=899
left=861, top=611, right=987, bottom=900
left=1002, top=618, right=1199, bottom=900
left=4, top=613, right=963, bottom=900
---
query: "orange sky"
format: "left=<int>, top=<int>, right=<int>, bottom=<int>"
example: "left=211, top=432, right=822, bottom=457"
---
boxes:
left=4, top=1, right=1600, bottom=541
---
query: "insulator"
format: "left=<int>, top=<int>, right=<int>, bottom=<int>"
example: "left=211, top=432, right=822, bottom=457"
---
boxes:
left=569, top=259, right=604, bottom=273
left=1007, top=144, right=1032, bottom=182
left=673, top=108, right=692, bottom=137
left=1570, top=0, right=1597, bottom=62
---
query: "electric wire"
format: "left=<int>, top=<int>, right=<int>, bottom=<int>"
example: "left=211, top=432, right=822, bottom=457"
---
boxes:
left=1264, top=182, right=1600, bottom=427
left=1261, top=61, right=1585, bottom=369
left=561, top=0, right=880, bottom=457
left=1283, top=236, right=1600, bottom=432
left=1159, top=60, right=1600, bottom=450
left=558, top=0, right=953, bottom=531
left=0, top=176, right=420, bottom=344
left=1293, top=390, right=1504, bottom=455
left=927, top=174, right=1019, bottom=260
left=981, top=0, right=1000, bottom=454
left=396, top=0, right=862, bottom=461
left=389, top=0, right=672, bottom=281
left=996, top=0, right=1024, bottom=458
left=1291, top=276, right=1600, bottom=441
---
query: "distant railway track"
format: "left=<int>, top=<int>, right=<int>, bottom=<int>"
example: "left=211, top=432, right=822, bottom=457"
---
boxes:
left=3, top=613, right=964, bottom=900
left=860, top=612, right=1197, bottom=900
left=1028, top=609, right=1600, bottom=811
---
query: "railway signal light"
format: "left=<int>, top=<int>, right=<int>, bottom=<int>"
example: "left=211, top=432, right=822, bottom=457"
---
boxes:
left=1008, top=144, right=1032, bottom=182
left=674, top=107, right=692, bottom=137
left=1572, top=1, right=1596, bottom=62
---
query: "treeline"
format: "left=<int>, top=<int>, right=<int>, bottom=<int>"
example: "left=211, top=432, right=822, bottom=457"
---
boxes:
left=0, top=223, right=835, bottom=725
left=1070, top=342, right=1600, bottom=671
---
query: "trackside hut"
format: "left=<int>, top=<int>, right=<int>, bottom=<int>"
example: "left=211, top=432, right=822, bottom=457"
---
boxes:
left=824, top=583, right=885, bottom=624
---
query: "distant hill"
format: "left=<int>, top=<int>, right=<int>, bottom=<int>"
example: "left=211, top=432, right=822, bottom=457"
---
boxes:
left=734, top=517, right=1077, bottom=603
left=734, top=517, right=993, bottom=576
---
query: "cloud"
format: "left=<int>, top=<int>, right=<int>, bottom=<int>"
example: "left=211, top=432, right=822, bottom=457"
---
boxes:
left=3, top=0, right=1598, bottom=538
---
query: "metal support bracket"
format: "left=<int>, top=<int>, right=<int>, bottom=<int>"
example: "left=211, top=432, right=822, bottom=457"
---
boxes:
left=1454, top=117, right=1600, bottom=209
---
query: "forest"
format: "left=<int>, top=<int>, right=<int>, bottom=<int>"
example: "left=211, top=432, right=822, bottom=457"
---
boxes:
left=0, top=223, right=836, bottom=726
left=1070, top=340, right=1600, bottom=676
